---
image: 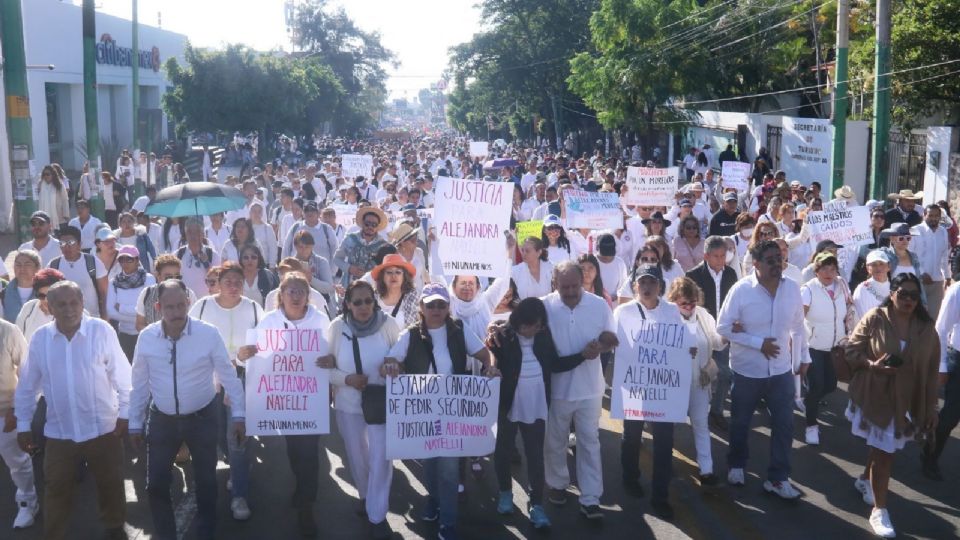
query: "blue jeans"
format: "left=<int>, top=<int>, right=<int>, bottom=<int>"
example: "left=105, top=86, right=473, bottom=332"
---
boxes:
left=423, top=457, right=459, bottom=527
left=146, top=399, right=219, bottom=540
left=727, top=371, right=794, bottom=482
left=710, top=348, right=731, bottom=415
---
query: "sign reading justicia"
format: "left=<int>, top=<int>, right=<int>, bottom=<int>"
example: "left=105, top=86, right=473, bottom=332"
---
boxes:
left=95, top=34, right=161, bottom=72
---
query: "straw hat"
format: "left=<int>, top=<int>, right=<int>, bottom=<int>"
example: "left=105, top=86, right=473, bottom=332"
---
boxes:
left=888, top=189, right=923, bottom=201
left=356, top=206, right=388, bottom=231
left=833, top=185, right=856, bottom=201
left=389, top=221, right=419, bottom=245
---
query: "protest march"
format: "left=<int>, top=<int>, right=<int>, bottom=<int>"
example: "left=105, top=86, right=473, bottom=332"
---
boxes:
left=0, top=131, right=957, bottom=540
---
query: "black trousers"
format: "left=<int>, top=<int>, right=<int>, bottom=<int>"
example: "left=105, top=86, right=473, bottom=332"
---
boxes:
left=805, top=348, right=837, bottom=426
left=621, top=420, right=674, bottom=503
left=494, top=418, right=545, bottom=505
left=929, top=349, right=960, bottom=461
left=285, top=434, right=320, bottom=507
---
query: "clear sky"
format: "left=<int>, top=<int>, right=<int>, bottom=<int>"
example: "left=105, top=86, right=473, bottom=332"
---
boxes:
left=95, top=0, right=483, bottom=99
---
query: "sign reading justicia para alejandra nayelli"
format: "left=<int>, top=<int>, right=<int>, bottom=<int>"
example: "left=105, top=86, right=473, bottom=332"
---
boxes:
left=96, top=34, right=161, bottom=73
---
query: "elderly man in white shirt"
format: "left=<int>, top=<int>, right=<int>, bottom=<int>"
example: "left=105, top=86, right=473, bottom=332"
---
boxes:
left=911, top=204, right=950, bottom=317
left=130, top=280, right=246, bottom=540
left=14, top=281, right=131, bottom=540
left=541, top=261, right=617, bottom=520
left=717, top=239, right=809, bottom=500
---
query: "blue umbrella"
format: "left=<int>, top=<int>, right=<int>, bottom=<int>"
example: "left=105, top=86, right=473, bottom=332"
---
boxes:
left=144, top=182, right=248, bottom=217
left=483, top=158, right=521, bottom=169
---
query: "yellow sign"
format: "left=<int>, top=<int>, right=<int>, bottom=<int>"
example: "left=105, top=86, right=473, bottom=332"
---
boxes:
left=6, top=96, right=29, bottom=118
left=516, top=220, right=543, bottom=244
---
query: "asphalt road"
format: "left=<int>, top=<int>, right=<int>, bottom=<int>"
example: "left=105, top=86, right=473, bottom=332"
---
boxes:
left=0, top=381, right=957, bottom=540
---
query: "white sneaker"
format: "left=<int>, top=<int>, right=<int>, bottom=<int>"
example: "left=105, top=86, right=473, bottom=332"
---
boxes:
left=869, top=508, right=896, bottom=538
left=727, top=468, right=745, bottom=486
left=854, top=477, right=875, bottom=506
left=805, top=425, right=820, bottom=445
left=763, top=479, right=802, bottom=500
left=230, top=497, right=251, bottom=521
left=13, top=500, right=38, bottom=529
left=795, top=398, right=806, bottom=412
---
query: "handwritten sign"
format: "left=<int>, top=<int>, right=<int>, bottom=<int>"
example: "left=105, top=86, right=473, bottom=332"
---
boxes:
left=623, top=167, right=679, bottom=207
left=516, top=220, right=543, bottom=244
left=341, top=154, right=374, bottom=179
left=721, top=161, right=752, bottom=192
left=386, top=374, right=500, bottom=459
left=245, top=328, right=330, bottom=436
left=564, top=190, right=623, bottom=230
left=611, top=311, right=692, bottom=422
left=434, top=176, right=512, bottom=278
left=469, top=141, right=489, bottom=158
left=328, top=204, right=358, bottom=228
left=805, top=205, right=872, bottom=248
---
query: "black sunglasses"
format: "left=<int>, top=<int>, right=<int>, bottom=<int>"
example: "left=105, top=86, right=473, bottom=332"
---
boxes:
left=351, top=298, right=375, bottom=307
left=895, top=288, right=920, bottom=301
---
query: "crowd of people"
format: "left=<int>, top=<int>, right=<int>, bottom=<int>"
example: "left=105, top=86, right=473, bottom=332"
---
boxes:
left=0, top=135, right=956, bottom=540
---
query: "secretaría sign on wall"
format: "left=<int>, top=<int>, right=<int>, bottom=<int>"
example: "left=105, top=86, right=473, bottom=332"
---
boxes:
left=96, top=34, right=161, bottom=72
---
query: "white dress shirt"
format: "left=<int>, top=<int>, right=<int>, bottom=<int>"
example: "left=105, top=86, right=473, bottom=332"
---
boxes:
left=717, top=274, right=809, bottom=378
left=935, top=281, right=960, bottom=373
left=911, top=222, right=950, bottom=282
left=129, top=318, right=245, bottom=431
left=511, top=261, right=554, bottom=300
left=15, top=316, right=131, bottom=441
left=542, top=291, right=615, bottom=401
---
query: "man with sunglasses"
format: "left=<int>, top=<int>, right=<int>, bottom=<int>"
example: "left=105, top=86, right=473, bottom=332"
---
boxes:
left=136, top=254, right=196, bottom=331
left=48, top=226, right=108, bottom=320
left=717, top=239, right=809, bottom=499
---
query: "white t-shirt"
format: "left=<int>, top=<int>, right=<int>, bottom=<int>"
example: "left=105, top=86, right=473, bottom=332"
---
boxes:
left=542, top=291, right=615, bottom=401
left=188, top=295, right=264, bottom=358
left=20, top=238, right=61, bottom=267
left=389, top=325, right=485, bottom=375
left=598, top=257, right=628, bottom=299
left=53, top=254, right=107, bottom=318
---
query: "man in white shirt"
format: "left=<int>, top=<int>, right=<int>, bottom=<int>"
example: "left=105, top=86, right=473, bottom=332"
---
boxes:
left=48, top=226, right=108, bottom=319
left=911, top=204, right=950, bottom=317
left=205, top=212, right=231, bottom=256
left=717, top=239, right=808, bottom=499
left=925, top=279, right=960, bottom=480
left=68, top=200, right=102, bottom=252
left=177, top=218, right=222, bottom=299
left=595, top=234, right=628, bottom=300
left=281, top=201, right=339, bottom=263
left=130, top=280, right=246, bottom=540
left=19, top=212, right=60, bottom=267
left=541, top=261, right=617, bottom=520
left=520, top=162, right=539, bottom=194
left=14, top=281, right=131, bottom=540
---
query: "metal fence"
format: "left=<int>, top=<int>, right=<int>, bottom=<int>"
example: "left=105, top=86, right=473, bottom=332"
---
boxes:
left=765, top=125, right=782, bottom=171
left=885, top=130, right=927, bottom=195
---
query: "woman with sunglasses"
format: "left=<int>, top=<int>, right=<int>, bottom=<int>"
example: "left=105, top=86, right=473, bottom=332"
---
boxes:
left=618, top=245, right=666, bottom=301
left=643, top=236, right=685, bottom=286
left=135, top=254, right=195, bottom=331
left=740, top=221, right=780, bottom=274
left=371, top=254, right=420, bottom=327
left=107, top=245, right=157, bottom=361
left=666, top=277, right=725, bottom=487
left=673, top=216, right=704, bottom=273
left=844, top=273, right=940, bottom=538
left=851, top=210, right=892, bottom=290
left=238, top=244, right=279, bottom=307
left=252, top=272, right=330, bottom=536
left=541, top=215, right=574, bottom=265
left=878, top=223, right=926, bottom=304
left=15, top=268, right=65, bottom=343
left=317, top=281, right=401, bottom=540
left=382, top=283, right=497, bottom=540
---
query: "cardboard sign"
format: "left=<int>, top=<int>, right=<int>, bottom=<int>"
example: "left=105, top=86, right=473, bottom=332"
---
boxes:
left=721, top=161, right=752, bottom=192
left=386, top=375, right=500, bottom=459
left=563, top=189, right=623, bottom=230
left=469, top=141, right=489, bottom=158
left=341, top=154, right=374, bottom=179
left=623, top=167, right=679, bottom=207
left=516, top=220, right=543, bottom=244
left=434, top=177, right=513, bottom=278
left=245, top=328, right=330, bottom=436
left=611, top=310, right=692, bottom=422
left=805, top=205, right=873, bottom=248
left=328, top=204, right=358, bottom=228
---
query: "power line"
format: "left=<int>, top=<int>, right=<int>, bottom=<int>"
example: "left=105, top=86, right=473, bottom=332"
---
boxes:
left=710, top=0, right=831, bottom=52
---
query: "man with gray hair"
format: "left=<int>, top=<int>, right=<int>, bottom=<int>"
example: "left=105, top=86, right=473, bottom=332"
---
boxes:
left=15, top=281, right=131, bottom=539
left=541, top=260, right=618, bottom=519
left=686, top=236, right=738, bottom=430
left=176, top=217, right=221, bottom=299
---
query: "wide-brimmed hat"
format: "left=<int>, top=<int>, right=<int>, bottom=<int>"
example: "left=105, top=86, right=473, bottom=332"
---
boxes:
left=356, top=206, right=388, bottom=231
left=389, top=221, right=419, bottom=245
left=371, top=253, right=416, bottom=282
left=888, top=189, right=923, bottom=201
left=641, top=211, right=672, bottom=227
left=880, top=222, right=914, bottom=238
left=834, top=185, right=856, bottom=200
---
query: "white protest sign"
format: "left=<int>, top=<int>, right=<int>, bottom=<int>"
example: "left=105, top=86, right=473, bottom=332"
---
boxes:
left=563, top=189, right=623, bottom=230
left=469, top=141, right=489, bottom=158
left=781, top=117, right=832, bottom=183
left=245, top=328, right=330, bottom=436
left=434, top=176, right=512, bottom=278
left=805, top=204, right=873, bottom=248
left=623, top=167, right=680, bottom=207
left=341, top=154, right=374, bottom=179
left=386, top=374, right=500, bottom=459
left=721, top=161, right=752, bottom=192
left=328, top=204, right=358, bottom=228
left=611, top=310, right=692, bottom=423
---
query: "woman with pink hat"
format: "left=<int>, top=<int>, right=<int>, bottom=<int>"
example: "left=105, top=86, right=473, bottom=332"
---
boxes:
left=106, top=244, right=156, bottom=360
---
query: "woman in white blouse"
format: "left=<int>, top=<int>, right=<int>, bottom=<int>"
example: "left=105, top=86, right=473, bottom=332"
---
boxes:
left=249, top=202, right=278, bottom=268
left=318, top=281, right=400, bottom=539
left=511, top=237, right=554, bottom=300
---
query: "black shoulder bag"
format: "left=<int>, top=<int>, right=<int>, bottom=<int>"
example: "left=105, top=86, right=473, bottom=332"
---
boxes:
left=351, top=332, right=387, bottom=425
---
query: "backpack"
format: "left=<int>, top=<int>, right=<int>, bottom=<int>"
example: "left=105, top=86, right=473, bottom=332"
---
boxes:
left=50, top=253, right=102, bottom=306
left=176, top=245, right=214, bottom=269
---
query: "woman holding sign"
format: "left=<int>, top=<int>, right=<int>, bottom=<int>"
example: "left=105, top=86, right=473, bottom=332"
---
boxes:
left=381, top=283, right=498, bottom=540
left=320, top=281, right=401, bottom=540
left=254, top=272, right=331, bottom=537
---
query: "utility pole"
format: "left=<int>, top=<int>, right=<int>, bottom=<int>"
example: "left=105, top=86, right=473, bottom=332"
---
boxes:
left=870, top=0, right=892, bottom=201
left=830, top=0, right=849, bottom=192
left=83, top=0, right=105, bottom=219
left=1, top=0, right=37, bottom=241
left=131, top=0, right=143, bottom=198
left=551, top=94, right=561, bottom=151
